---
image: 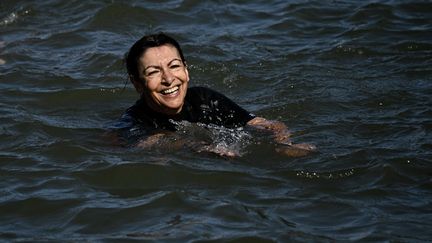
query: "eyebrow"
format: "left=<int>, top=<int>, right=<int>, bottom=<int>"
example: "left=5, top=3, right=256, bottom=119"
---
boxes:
left=144, top=58, right=182, bottom=71
left=168, top=58, right=182, bottom=65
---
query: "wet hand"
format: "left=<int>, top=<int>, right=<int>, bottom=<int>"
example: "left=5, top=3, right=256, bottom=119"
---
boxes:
left=136, top=133, right=165, bottom=148
left=275, top=143, right=317, bottom=157
left=273, top=130, right=293, bottom=145
left=196, top=143, right=240, bottom=158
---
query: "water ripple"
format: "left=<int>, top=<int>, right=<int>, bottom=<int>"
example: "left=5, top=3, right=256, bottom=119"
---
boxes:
left=1, top=0, right=432, bottom=241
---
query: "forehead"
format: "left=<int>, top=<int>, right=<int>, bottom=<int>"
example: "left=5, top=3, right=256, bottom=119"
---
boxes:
left=139, top=44, right=180, bottom=64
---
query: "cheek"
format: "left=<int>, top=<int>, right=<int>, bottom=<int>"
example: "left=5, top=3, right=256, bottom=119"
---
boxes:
left=185, top=69, right=189, bottom=82
left=181, top=70, right=190, bottom=83
left=145, top=78, right=159, bottom=91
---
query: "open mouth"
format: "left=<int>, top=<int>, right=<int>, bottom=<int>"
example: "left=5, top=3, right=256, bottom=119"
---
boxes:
left=161, top=86, right=179, bottom=95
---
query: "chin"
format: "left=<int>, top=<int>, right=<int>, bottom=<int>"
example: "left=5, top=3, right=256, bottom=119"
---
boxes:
left=164, top=104, right=183, bottom=114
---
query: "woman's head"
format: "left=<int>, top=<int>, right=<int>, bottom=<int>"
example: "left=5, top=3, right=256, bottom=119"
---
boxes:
left=125, top=33, right=186, bottom=82
left=125, top=33, right=189, bottom=115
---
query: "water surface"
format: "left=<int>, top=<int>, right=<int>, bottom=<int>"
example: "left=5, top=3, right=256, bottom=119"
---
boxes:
left=1, top=0, right=431, bottom=242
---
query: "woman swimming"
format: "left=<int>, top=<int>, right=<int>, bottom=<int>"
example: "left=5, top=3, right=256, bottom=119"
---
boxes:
left=119, top=33, right=315, bottom=157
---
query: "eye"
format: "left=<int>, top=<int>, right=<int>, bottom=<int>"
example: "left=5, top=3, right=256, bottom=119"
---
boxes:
left=170, top=64, right=181, bottom=69
left=146, top=69, right=160, bottom=76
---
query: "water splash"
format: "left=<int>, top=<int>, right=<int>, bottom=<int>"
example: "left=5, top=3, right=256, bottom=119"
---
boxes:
left=0, top=9, right=30, bottom=26
left=170, top=120, right=252, bottom=156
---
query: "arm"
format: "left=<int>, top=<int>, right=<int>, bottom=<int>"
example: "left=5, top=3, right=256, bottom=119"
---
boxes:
left=247, top=117, right=316, bottom=157
left=136, top=133, right=166, bottom=148
left=247, top=117, right=293, bottom=145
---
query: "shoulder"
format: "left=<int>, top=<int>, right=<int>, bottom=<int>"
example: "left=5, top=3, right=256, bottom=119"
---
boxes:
left=124, top=98, right=146, bottom=119
left=186, top=86, right=226, bottom=101
left=187, top=86, right=218, bottom=95
left=186, top=86, right=255, bottom=127
left=123, top=98, right=158, bottom=127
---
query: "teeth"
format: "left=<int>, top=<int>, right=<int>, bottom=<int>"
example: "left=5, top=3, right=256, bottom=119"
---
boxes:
left=161, top=86, right=179, bottom=95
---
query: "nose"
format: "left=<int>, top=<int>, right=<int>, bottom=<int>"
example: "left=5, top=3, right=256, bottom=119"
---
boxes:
left=161, top=68, right=175, bottom=85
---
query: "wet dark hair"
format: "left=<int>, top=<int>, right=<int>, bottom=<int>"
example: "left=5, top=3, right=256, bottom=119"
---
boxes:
left=125, top=33, right=186, bottom=82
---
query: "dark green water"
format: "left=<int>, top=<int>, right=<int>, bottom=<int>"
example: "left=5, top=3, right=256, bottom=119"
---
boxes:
left=1, top=0, right=431, bottom=242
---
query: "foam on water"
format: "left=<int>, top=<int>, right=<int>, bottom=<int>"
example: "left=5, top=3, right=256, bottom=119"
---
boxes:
left=162, top=120, right=253, bottom=157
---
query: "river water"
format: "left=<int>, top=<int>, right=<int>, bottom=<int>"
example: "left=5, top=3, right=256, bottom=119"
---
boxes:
left=1, top=0, right=431, bottom=242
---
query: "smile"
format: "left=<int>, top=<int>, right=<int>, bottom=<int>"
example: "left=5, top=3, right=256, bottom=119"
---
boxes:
left=161, top=86, right=179, bottom=95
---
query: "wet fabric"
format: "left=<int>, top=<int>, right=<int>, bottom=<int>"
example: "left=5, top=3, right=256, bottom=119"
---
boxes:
left=119, top=86, right=255, bottom=135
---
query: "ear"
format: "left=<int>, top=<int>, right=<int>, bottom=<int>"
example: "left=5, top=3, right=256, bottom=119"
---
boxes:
left=131, top=76, right=145, bottom=95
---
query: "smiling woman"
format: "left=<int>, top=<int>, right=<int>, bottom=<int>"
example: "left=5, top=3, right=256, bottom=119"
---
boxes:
left=134, top=44, right=189, bottom=115
left=120, top=33, right=315, bottom=157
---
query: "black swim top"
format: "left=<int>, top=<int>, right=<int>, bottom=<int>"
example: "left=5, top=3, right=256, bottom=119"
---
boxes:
left=119, top=86, right=255, bottom=135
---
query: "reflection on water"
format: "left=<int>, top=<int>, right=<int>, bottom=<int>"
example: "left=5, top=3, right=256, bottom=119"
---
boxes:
left=1, top=0, right=432, bottom=241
